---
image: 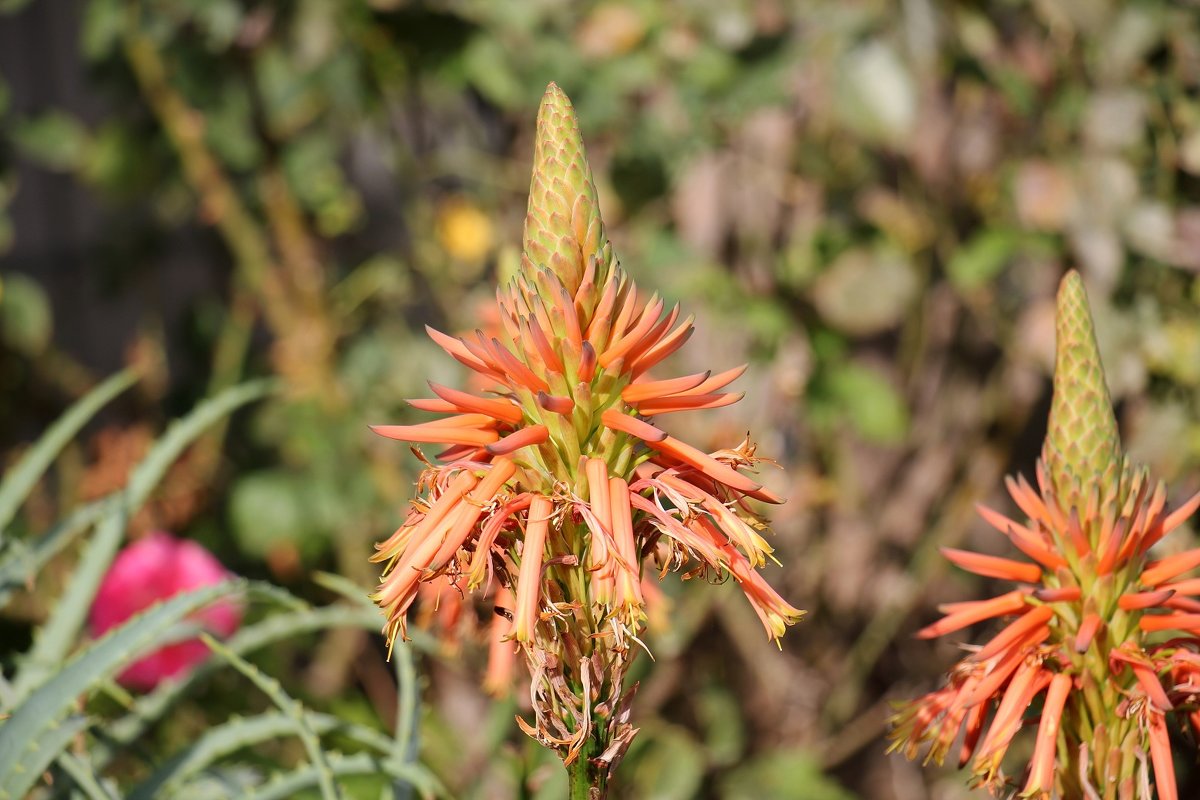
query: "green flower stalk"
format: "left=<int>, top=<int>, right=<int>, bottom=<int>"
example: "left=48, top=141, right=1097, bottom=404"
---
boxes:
left=890, top=271, right=1200, bottom=799
left=370, top=84, right=803, bottom=795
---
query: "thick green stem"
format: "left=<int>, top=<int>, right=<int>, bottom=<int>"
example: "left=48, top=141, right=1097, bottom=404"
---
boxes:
left=566, top=733, right=607, bottom=800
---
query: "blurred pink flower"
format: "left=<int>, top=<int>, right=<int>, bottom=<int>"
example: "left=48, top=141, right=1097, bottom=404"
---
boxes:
left=89, top=532, right=242, bottom=690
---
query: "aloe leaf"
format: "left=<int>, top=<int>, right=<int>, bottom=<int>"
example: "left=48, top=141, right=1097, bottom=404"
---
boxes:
left=200, top=634, right=344, bottom=800
left=102, top=604, right=385, bottom=761
left=390, top=641, right=419, bottom=800
left=0, top=494, right=117, bottom=607
left=0, top=369, right=136, bottom=538
left=56, top=751, right=119, bottom=800
left=11, top=379, right=274, bottom=700
left=237, top=752, right=442, bottom=800
left=0, top=580, right=244, bottom=799
left=129, top=710, right=399, bottom=800
left=312, top=573, right=422, bottom=800
left=312, top=571, right=374, bottom=608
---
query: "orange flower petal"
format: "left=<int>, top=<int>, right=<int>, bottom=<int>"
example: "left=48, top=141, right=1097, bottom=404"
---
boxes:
left=425, top=325, right=493, bottom=374
left=1074, top=613, right=1102, bottom=653
left=406, top=398, right=459, bottom=413
left=633, top=392, right=744, bottom=416
left=976, top=605, right=1054, bottom=661
left=916, top=590, right=1028, bottom=639
left=600, top=294, right=664, bottom=368
left=651, top=435, right=762, bottom=494
left=1118, top=589, right=1176, bottom=611
left=940, top=547, right=1043, bottom=583
left=683, top=364, right=748, bottom=396
left=1022, top=672, right=1072, bottom=796
left=513, top=495, right=553, bottom=642
left=1148, top=711, right=1178, bottom=800
left=428, top=382, right=523, bottom=424
left=370, top=424, right=499, bottom=447
left=975, top=504, right=1067, bottom=571
left=1032, top=586, right=1081, bottom=603
left=621, top=371, right=711, bottom=403
left=601, top=408, right=667, bottom=443
left=536, top=392, right=575, bottom=415
left=486, top=424, right=550, bottom=455
left=578, top=340, right=597, bottom=382
left=1143, top=548, right=1200, bottom=587
left=1162, top=577, right=1200, bottom=595
left=1140, top=613, right=1200, bottom=633
left=630, top=316, right=695, bottom=377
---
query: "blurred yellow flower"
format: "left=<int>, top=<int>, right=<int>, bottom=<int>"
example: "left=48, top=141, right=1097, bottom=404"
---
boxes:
left=436, top=197, right=494, bottom=263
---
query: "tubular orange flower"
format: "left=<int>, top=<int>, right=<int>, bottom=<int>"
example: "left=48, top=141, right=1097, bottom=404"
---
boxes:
left=890, top=271, right=1200, bottom=800
left=370, top=83, right=801, bottom=793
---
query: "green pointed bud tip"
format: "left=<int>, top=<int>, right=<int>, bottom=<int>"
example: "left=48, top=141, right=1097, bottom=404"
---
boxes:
left=1044, top=270, right=1121, bottom=501
left=522, top=83, right=608, bottom=294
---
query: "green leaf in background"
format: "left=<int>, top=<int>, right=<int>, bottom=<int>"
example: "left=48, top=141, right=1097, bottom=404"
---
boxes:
left=719, top=750, right=856, bottom=800
left=625, top=723, right=706, bottom=800
left=946, top=229, right=1021, bottom=290
left=0, top=580, right=245, bottom=800
left=10, top=379, right=275, bottom=701
left=81, top=0, right=124, bottom=61
left=696, top=685, right=745, bottom=767
left=12, top=112, right=91, bottom=172
left=822, top=363, right=910, bottom=445
left=0, top=367, right=134, bottom=535
left=0, top=272, right=53, bottom=356
left=229, top=469, right=329, bottom=561
left=810, top=248, right=918, bottom=337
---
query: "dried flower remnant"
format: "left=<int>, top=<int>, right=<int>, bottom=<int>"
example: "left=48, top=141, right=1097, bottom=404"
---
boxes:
left=889, top=271, right=1200, bottom=800
left=370, top=83, right=801, bottom=791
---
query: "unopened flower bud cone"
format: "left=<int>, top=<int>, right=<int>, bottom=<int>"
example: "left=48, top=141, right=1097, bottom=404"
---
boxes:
left=371, top=83, right=802, bottom=795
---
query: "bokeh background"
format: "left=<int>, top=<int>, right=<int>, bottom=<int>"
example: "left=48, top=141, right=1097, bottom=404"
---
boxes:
left=4, top=0, right=1200, bottom=797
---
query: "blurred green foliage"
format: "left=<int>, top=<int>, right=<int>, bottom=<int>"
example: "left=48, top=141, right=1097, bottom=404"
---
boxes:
left=4, top=0, right=1200, bottom=797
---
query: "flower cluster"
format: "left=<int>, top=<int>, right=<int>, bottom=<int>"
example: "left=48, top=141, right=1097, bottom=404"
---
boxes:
left=370, top=84, right=801, bottom=779
left=890, top=272, right=1200, bottom=800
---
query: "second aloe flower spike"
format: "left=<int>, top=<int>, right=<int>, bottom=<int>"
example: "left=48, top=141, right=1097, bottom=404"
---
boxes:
left=890, top=271, right=1200, bottom=800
